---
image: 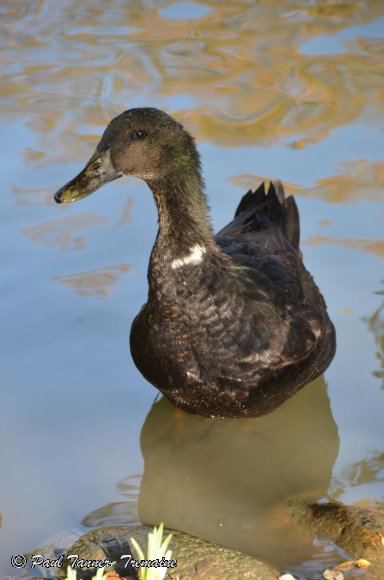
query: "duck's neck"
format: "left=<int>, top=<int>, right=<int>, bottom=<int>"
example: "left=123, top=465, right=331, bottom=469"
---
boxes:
left=146, top=169, right=217, bottom=283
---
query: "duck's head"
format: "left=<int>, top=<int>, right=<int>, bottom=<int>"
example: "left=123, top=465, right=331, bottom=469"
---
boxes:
left=54, top=107, right=199, bottom=203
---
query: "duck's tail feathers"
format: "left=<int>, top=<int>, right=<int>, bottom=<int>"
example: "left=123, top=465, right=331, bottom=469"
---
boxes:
left=234, top=180, right=300, bottom=250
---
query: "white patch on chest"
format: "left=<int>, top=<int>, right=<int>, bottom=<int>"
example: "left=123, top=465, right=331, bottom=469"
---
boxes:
left=171, top=244, right=206, bottom=269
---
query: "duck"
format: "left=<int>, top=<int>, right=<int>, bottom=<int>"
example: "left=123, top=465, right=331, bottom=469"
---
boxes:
left=54, top=107, right=336, bottom=418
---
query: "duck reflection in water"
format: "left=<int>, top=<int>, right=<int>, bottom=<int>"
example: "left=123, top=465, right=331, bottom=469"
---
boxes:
left=138, top=376, right=339, bottom=568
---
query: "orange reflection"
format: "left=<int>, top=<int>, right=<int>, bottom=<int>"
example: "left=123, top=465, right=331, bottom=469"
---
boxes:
left=21, top=214, right=108, bottom=250
left=232, top=160, right=384, bottom=204
left=51, top=263, right=130, bottom=297
left=1, top=0, right=383, bottom=160
left=304, top=234, right=384, bottom=259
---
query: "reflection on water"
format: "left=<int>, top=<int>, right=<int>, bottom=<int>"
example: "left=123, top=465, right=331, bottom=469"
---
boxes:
left=138, top=378, right=339, bottom=568
left=1, top=0, right=384, bottom=154
left=1, top=0, right=383, bottom=575
left=364, top=297, right=384, bottom=388
left=52, top=263, right=130, bottom=298
left=232, top=159, right=384, bottom=204
left=305, top=235, right=384, bottom=259
left=21, top=213, right=108, bottom=250
left=82, top=474, right=141, bottom=527
left=341, top=451, right=384, bottom=489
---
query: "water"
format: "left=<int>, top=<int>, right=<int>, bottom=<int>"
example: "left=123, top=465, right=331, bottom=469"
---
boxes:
left=0, top=1, right=383, bottom=577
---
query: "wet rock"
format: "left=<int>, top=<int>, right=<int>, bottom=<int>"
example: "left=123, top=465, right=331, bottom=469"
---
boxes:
left=285, top=498, right=384, bottom=571
left=62, top=524, right=280, bottom=579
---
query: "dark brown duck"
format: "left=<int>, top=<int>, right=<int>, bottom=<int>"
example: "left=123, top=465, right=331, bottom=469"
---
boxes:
left=54, top=107, right=336, bottom=418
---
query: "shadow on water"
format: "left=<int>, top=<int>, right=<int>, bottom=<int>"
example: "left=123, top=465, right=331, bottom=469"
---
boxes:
left=137, top=377, right=338, bottom=568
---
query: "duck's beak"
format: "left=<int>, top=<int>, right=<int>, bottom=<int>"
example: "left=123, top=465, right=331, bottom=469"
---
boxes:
left=54, top=149, right=122, bottom=204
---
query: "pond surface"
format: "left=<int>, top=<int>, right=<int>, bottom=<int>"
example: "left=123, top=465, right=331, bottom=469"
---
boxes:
left=0, top=1, right=383, bottom=577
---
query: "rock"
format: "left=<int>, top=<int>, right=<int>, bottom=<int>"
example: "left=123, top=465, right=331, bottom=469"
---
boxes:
left=284, top=498, right=384, bottom=575
left=63, top=524, right=280, bottom=579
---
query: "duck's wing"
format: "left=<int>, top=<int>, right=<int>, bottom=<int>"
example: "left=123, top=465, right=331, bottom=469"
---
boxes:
left=211, top=181, right=331, bottom=373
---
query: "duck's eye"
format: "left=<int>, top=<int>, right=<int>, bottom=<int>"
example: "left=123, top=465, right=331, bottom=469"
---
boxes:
left=92, top=162, right=102, bottom=172
left=134, top=129, right=147, bottom=140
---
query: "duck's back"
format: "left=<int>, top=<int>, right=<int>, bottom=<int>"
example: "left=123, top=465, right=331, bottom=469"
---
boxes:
left=130, top=181, right=336, bottom=418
